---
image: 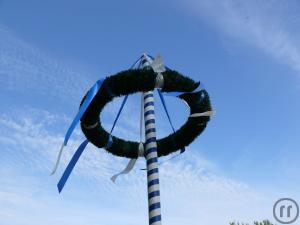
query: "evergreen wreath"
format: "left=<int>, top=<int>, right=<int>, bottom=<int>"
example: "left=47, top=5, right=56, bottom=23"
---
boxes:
left=80, top=69, right=212, bottom=158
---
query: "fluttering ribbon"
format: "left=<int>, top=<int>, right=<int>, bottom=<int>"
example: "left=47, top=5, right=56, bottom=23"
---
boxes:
left=110, top=63, right=145, bottom=183
left=111, top=55, right=214, bottom=180
left=111, top=159, right=137, bottom=183
left=190, top=110, right=215, bottom=117
left=57, top=139, right=89, bottom=193
left=157, top=89, right=185, bottom=154
left=51, top=79, right=104, bottom=175
left=107, top=95, right=129, bottom=147
left=151, top=55, right=186, bottom=154
left=110, top=143, right=144, bottom=182
left=55, top=54, right=213, bottom=189
left=55, top=56, right=143, bottom=192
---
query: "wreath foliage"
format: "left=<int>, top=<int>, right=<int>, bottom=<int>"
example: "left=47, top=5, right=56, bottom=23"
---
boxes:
left=80, top=69, right=212, bottom=158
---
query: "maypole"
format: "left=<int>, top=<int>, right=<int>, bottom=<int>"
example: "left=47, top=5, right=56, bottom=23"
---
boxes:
left=52, top=53, right=213, bottom=224
left=141, top=54, right=162, bottom=225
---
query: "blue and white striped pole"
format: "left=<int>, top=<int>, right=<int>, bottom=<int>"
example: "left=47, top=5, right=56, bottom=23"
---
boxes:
left=141, top=54, right=162, bottom=225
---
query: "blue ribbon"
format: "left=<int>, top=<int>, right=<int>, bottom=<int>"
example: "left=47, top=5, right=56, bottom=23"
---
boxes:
left=56, top=57, right=143, bottom=192
left=157, top=89, right=185, bottom=154
left=57, top=139, right=89, bottom=193
left=64, top=79, right=104, bottom=146
left=157, top=89, right=175, bottom=131
left=107, top=95, right=129, bottom=147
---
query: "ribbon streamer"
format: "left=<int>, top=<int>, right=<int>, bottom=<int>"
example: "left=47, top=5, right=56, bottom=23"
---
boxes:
left=107, top=95, right=129, bottom=147
left=51, top=79, right=104, bottom=175
left=157, top=89, right=185, bottom=154
left=111, top=158, right=137, bottom=183
left=151, top=55, right=185, bottom=154
left=57, top=139, right=89, bottom=193
left=56, top=56, right=143, bottom=190
left=190, top=110, right=215, bottom=117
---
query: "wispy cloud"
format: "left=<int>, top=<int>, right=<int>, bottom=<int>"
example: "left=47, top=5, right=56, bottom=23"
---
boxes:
left=0, top=22, right=278, bottom=224
left=0, top=25, right=93, bottom=103
left=0, top=108, right=275, bottom=224
left=177, top=0, right=300, bottom=74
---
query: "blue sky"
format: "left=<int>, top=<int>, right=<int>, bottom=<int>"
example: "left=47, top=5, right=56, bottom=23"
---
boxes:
left=0, top=0, right=300, bottom=224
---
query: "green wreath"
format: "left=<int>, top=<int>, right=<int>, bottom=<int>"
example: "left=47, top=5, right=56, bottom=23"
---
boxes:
left=80, top=69, right=212, bottom=158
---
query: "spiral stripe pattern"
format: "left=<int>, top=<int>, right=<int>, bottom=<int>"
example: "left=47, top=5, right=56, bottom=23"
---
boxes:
left=143, top=91, right=162, bottom=225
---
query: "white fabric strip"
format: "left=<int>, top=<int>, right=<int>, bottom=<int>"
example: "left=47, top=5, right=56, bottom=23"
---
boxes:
left=145, top=105, right=155, bottom=112
left=147, top=151, right=158, bottom=160
left=189, top=110, right=215, bottom=117
left=150, top=209, right=161, bottom=217
left=50, top=143, right=64, bottom=175
left=144, top=97, right=154, bottom=105
left=149, top=196, right=161, bottom=206
left=146, top=132, right=157, bottom=139
left=147, top=162, right=158, bottom=171
left=110, top=158, right=137, bottom=183
left=146, top=142, right=157, bottom=149
left=145, top=114, right=155, bottom=121
left=152, top=221, right=162, bottom=225
left=146, top=123, right=156, bottom=130
left=148, top=173, right=159, bottom=182
left=149, top=184, right=160, bottom=193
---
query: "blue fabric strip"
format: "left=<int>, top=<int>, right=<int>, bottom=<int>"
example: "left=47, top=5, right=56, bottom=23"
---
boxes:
left=107, top=95, right=129, bottom=147
left=157, top=89, right=185, bottom=154
left=100, top=56, right=142, bottom=147
left=145, top=119, right=155, bottom=126
left=144, top=110, right=155, bottom=117
left=146, top=128, right=156, bottom=134
left=148, top=190, right=160, bottom=198
left=147, top=157, right=158, bottom=166
left=63, top=79, right=104, bottom=146
left=57, top=139, right=89, bottom=193
left=147, top=168, right=159, bottom=176
left=144, top=93, right=153, bottom=100
left=107, top=135, right=113, bottom=148
left=145, top=137, right=156, bottom=144
left=57, top=57, right=142, bottom=192
left=148, top=179, right=159, bottom=187
left=149, top=202, right=161, bottom=211
left=146, top=147, right=157, bottom=155
left=110, top=95, right=128, bottom=134
left=149, top=215, right=161, bottom=224
left=157, top=89, right=175, bottom=132
left=144, top=101, right=154, bottom=108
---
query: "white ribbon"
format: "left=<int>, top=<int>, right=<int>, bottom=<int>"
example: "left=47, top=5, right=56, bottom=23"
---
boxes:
left=111, top=143, right=144, bottom=182
left=111, top=158, right=137, bottom=183
left=150, top=55, right=166, bottom=73
left=111, top=80, right=147, bottom=183
left=189, top=110, right=215, bottom=118
left=111, top=55, right=168, bottom=182
left=50, top=143, right=64, bottom=175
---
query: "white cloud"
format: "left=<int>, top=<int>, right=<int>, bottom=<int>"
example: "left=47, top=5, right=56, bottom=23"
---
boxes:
left=176, top=0, right=300, bottom=75
left=0, top=25, right=93, bottom=103
left=0, top=21, right=280, bottom=224
left=0, top=108, right=276, bottom=224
